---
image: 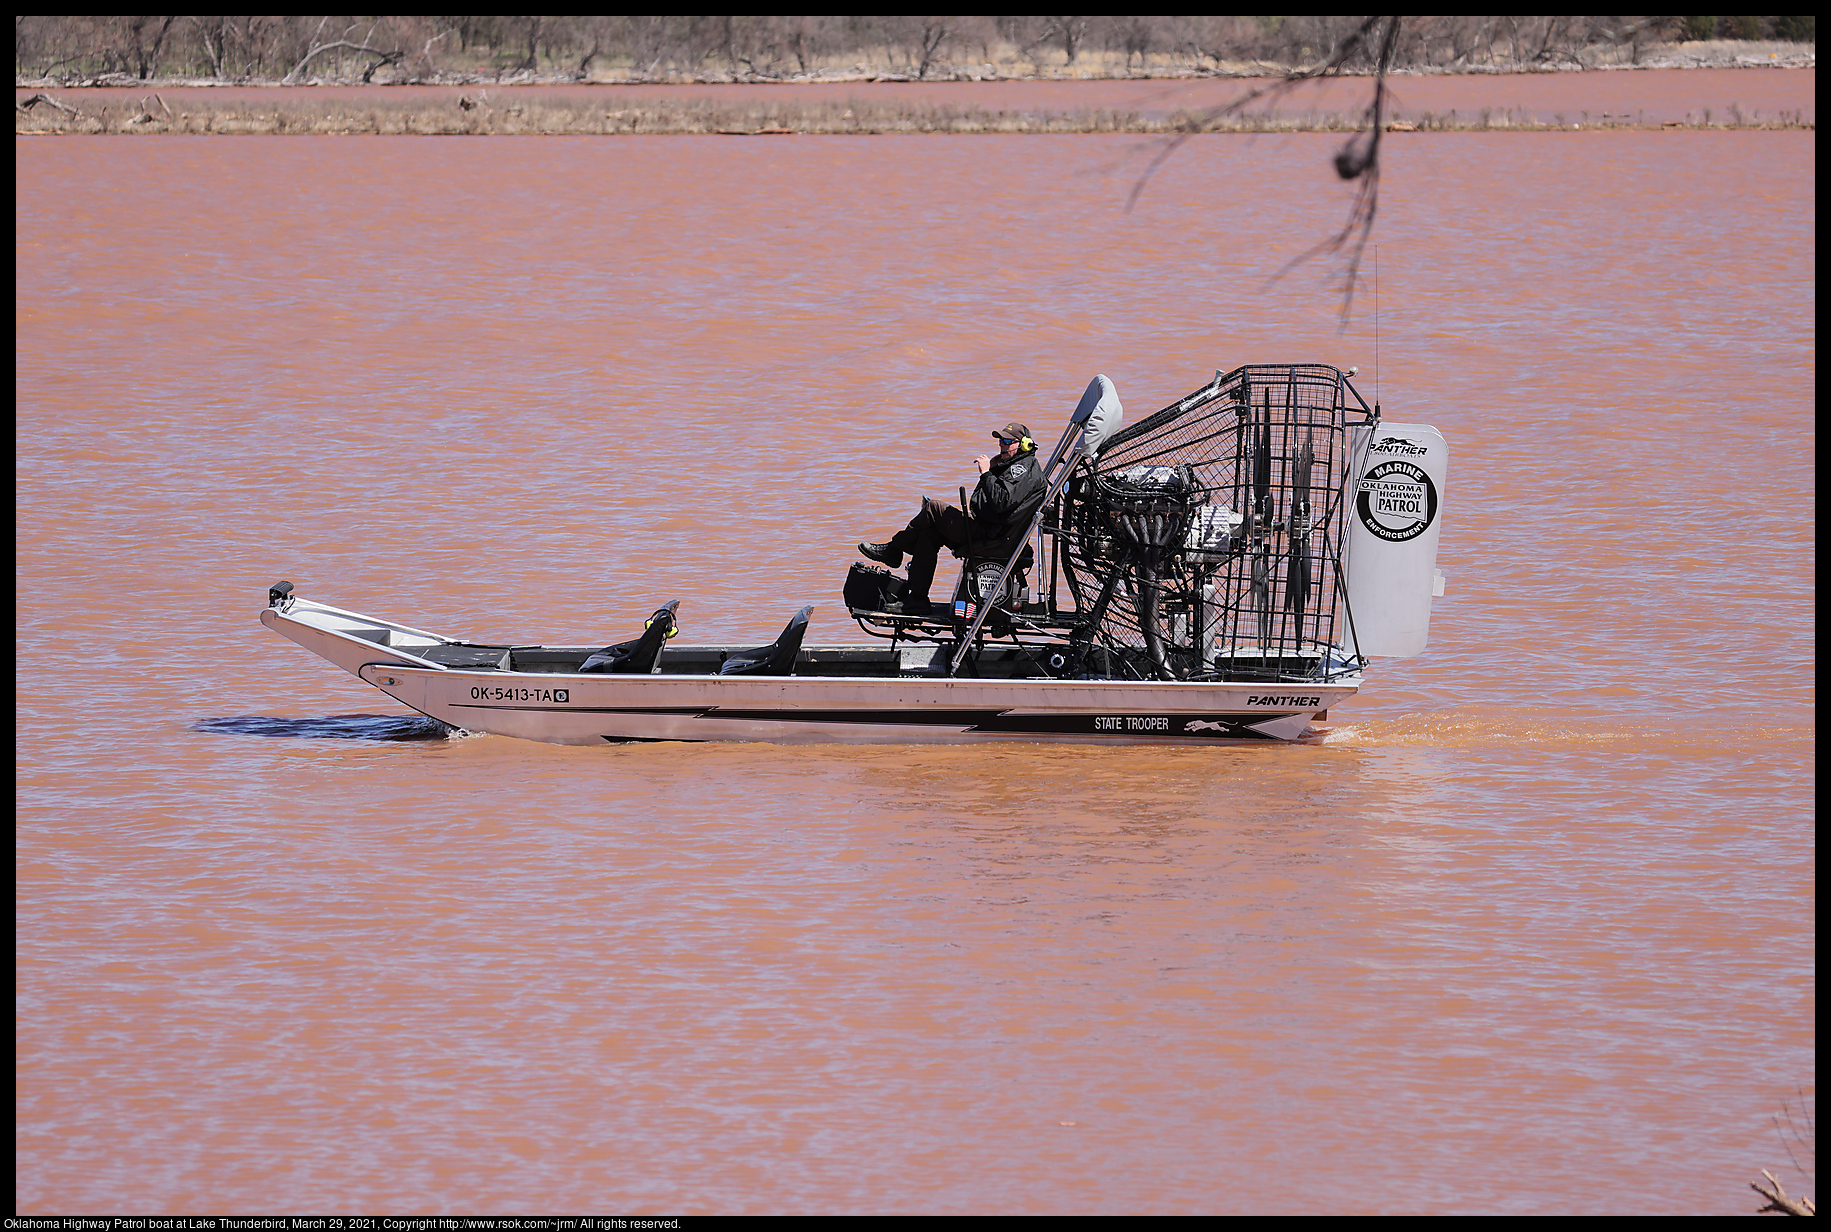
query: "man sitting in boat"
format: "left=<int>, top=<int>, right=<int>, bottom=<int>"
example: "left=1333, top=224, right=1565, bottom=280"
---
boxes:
left=857, top=422, right=1047, bottom=617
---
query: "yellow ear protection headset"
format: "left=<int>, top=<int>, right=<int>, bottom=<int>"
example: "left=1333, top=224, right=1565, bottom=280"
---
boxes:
left=1022, top=435, right=1036, bottom=452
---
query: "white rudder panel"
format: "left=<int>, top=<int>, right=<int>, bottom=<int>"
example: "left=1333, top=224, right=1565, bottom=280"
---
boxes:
left=1342, top=421, right=1448, bottom=658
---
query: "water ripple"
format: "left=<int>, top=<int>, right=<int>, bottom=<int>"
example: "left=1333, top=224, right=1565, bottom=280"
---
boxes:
left=193, top=714, right=454, bottom=742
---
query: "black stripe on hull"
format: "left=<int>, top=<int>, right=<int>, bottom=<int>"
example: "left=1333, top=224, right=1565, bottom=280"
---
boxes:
left=578, top=708, right=1281, bottom=741
left=446, top=704, right=1296, bottom=742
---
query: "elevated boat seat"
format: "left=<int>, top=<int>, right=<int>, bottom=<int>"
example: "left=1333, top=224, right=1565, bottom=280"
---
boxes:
left=959, top=543, right=1035, bottom=610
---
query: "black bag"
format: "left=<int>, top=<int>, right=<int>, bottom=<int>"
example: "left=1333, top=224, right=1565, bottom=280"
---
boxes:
left=844, top=562, right=906, bottom=612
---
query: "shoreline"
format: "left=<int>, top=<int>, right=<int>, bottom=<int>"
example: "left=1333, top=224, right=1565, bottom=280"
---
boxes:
left=15, top=92, right=1815, bottom=137
left=18, top=58, right=1815, bottom=137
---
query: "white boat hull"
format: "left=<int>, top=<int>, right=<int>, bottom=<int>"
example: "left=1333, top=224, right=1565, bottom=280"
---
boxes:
left=354, top=662, right=1343, bottom=745
left=261, top=598, right=1357, bottom=747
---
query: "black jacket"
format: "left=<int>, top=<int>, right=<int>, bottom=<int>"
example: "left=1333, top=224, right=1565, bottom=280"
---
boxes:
left=968, top=446, right=1046, bottom=558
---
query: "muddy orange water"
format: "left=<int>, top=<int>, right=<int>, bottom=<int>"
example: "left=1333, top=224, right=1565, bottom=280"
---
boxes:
left=15, top=121, right=1813, bottom=1214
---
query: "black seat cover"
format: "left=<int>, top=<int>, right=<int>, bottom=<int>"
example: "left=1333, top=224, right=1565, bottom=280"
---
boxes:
left=717, top=604, right=812, bottom=673
left=963, top=543, right=1035, bottom=605
left=579, top=601, right=680, bottom=674
left=719, top=606, right=813, bottom=676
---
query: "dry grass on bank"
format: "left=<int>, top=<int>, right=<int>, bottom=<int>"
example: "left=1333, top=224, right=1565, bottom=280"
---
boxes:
left=14, top=90, right=1817, bottom=136
left=12, top=28, right=1816, bottom=89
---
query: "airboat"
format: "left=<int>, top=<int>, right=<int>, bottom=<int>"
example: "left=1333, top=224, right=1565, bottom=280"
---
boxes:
left=261, top=364, right=1446, bottom=746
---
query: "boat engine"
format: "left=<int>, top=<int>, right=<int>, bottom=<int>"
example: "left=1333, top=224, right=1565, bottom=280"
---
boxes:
left=1080, top=464, right=1206, bottom=678
left=1097, top=464, right=1204, bottom=554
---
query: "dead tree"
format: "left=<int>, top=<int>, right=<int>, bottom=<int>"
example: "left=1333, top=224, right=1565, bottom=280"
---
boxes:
left=1047, top=16, right=1090, bottom=64
left=280, top=18, right=406, bottom=85
left=128, top=16, right=176, bottom=80
left=884, top=17, right=952, bottom=80
left=16, top=92, right=82, bottom=118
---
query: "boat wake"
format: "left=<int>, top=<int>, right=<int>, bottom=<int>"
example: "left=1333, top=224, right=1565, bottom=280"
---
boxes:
left=193, top=714, right=455, bottom=742
left=1312, top=710, right=1811, bottom=751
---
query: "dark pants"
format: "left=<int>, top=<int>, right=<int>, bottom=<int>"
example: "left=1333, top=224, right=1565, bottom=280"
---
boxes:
left=887, top=497, right=973, bottom=602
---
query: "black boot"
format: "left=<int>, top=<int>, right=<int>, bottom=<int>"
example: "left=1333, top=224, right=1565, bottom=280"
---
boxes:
left=858, top=540, right=903, bottom=568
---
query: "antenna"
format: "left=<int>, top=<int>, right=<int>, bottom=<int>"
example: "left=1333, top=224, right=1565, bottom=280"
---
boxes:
left=1374, top=245, right=1382, bottom=417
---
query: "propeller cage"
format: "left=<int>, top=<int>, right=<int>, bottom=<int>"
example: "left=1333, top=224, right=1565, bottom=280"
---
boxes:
left=1053, top=365, right=1364, bottom=684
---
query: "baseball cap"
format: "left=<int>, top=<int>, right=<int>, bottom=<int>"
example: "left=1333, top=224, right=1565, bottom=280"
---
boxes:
left=992, top=422, right=1031, bottom=442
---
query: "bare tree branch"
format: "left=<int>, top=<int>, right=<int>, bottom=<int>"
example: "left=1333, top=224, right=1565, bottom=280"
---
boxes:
left=419, top=27, right=452, bottom=78
left=283, top=15, right=333, bottom=83
left=1266, top=14, right=1402, bottom=320
left=16, top=92, right=81, bottom=117
left=1126, top=14, right=1388, bottom=210
left=1125, top=15, right=1402, bottom=321
left=1752, top=1087, right=1817, bottom=1216
left=1752, top=1169, right=1816, bottom=1216
left=916, top=20, right=950, bottom=80
left=281, top=18, right=403, bottom=86
left=188, top=16, right=225, bottom=78
left=1776, top=1087, right=1817, bottom=1188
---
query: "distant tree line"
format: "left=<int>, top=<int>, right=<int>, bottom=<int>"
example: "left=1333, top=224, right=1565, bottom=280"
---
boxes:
left=14, top=15, right=1816, bottom=85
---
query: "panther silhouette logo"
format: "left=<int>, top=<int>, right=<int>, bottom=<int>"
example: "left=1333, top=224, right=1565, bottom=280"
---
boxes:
left=1184, top=719, right=1229, bottom=733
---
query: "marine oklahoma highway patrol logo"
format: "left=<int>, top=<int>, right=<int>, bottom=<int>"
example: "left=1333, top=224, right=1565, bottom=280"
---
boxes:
left=1356, top=458, right=1438, bottom=542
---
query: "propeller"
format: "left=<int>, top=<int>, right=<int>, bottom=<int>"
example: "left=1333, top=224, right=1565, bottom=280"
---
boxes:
left=1284, top=431, right=1314, bottom=624
left=1249, top=387, right=1275, bottom=655
left=1254, top=389, right=1273, bottom=534
left=1251, top=546, right=1271, bottom=656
